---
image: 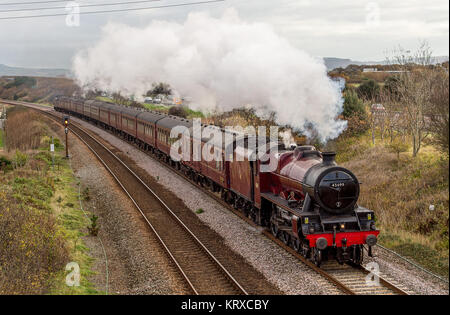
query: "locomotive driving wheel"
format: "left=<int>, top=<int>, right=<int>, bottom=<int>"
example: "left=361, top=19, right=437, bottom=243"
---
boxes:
left=312, top=248, right=322, bottom=267
left=270, top=216, right=279, bottom=238
left=291, top=238, right=300, bottom=252
left=352, top=245, right=363, bottom=265
left=299, top=240, right=310, bottom=258
left=280, top=231, right=290, bottom=245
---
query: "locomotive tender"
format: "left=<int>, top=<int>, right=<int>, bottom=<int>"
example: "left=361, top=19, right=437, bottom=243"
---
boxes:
left=54, top=96, right=379, bottom=266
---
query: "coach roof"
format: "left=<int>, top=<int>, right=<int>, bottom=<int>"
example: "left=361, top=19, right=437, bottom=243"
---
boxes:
left=119, top=106, right=142, bottom=118
left=137, top=111, right=167, bottom=124
left=156, top=115, right=192, bottom=130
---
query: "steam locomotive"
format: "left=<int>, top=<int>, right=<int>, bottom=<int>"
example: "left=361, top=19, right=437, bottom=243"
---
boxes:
left=54, top=96, right=379, bottom=266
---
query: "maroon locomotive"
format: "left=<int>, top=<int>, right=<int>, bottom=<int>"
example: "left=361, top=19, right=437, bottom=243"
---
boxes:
left=55, top=96, right=379, bottom=266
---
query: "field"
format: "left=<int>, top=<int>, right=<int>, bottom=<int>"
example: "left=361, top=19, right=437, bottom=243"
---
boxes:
left=336, top=132, right=449, bottom=277
left=0, top=107, right=98, bottom=294
left=0, top=76, right=79, bottom=104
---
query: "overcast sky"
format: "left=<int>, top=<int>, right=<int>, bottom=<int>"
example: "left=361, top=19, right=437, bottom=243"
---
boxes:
left=0, top=0, right=448, bottom=68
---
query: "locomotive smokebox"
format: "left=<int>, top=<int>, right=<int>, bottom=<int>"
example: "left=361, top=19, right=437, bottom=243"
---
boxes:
left=302, top=152, right=360, bottom=214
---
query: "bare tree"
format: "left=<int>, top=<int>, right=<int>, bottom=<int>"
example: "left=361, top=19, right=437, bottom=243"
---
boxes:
left=385, top=42, right=434, bottom=157
left=428, top=66, right=449, bottom=153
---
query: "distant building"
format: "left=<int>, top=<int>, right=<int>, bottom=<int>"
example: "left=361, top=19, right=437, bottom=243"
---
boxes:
left=363, top=68, right=378, bottom=73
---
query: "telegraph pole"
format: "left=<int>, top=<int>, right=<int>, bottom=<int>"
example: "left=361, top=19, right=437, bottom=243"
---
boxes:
left=64, top=116, right=69, bottom=158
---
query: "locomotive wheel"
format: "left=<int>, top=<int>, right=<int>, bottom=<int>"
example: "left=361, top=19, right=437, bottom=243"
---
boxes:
left=312, top=248, right=322, bottom=267
left=270, top=221, right=279, bottom=238
left=292, top=238, right=300, bottom=252
left=280, top=231, right=290, bottom=245
left=352, top=246, right=363, bottom=265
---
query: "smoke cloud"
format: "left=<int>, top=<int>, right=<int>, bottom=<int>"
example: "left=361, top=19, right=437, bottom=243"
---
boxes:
left=73, top=9, right=346, bottom=141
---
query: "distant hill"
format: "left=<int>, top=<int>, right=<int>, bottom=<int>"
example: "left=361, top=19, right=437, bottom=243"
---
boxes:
left=0, top=64, right=71, bottom=78
left=323, top=58, right=383, bottom=70
left=324, top=56, right=449, bottom=70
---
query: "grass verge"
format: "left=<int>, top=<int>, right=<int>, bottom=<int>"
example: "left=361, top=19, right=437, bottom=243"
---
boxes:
left=0, top=108, right=99, bottom=294
left=337, top=131, right=449, bottom=278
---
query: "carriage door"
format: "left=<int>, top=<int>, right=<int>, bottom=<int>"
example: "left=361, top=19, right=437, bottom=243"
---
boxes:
left=251, top=161, right=261, bottom=208
left=250, top=161, right=255, bottom=203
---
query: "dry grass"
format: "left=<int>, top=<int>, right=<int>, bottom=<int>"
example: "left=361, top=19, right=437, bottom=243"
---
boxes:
left=3, top=107, right=45, bottom=152
left=337, top=132, right=449, bottom=276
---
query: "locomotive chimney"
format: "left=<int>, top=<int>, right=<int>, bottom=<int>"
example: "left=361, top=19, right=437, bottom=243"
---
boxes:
left=322, top=152, right=337, bottom=165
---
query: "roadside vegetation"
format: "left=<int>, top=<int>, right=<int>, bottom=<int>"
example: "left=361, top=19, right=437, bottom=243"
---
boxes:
left=336, top=132, right=448, bottom=277
left=0, top=107, right=98, bottom=294
left=329, top=44, right=449, bottom=277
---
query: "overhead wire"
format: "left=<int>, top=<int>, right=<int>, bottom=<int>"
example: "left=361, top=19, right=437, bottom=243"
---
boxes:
left=0, top=0, right=160, bottom=13
left=0, top=0, right=225, bottom=20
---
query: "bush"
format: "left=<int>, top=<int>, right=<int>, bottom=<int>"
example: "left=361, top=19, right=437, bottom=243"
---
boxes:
left=0, top=188, right=67, bottom=294
left=357, top=78, right=380, bottom=100
left=88, top=214, right=99, bottom=236
left=13, top=150, right=28, bottom=168
left=169, top=106, right=188, bottom=118
left=385, top=138, right=409, bottom=161
left=4, top=76, right=36, bottom=89
left=343, top=89, right=366, bottom=119
left=342, top=90, right=369, bottom=136
left=0, top=156, right=12, bottom=171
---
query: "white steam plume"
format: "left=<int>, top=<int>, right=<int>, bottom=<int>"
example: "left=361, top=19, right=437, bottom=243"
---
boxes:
left=72, top=9, right=347, bottom=141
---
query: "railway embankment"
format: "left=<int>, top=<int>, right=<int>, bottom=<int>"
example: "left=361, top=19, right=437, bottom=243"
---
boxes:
left=0, top=106, right=191, bottom=294
left=337, top=132, right=449, bottom=280
left=0, top=107, right=96, bottom=294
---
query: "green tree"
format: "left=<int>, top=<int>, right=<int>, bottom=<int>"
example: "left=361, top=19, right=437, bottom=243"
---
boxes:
left=386, top=138, right=409, bottom=162
left=343, top=89, right=366, bottom=119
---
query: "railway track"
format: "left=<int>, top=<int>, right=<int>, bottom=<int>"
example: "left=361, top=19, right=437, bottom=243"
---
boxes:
left=2, top=100, right=410, bottom=295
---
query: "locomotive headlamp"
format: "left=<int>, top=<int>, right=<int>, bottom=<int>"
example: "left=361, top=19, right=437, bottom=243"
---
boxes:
left=340, top=223, right=345, bottom=229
